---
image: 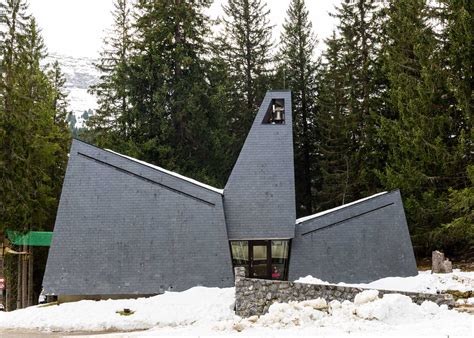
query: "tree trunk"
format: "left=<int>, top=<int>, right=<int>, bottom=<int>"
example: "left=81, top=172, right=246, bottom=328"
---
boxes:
left=301, top=89, right=313, bottom=214
left=21, top=245, right=28, bottom=308
left=28, top=248, right=33, bottom=306
left=16, top=253, right=21, bottom=309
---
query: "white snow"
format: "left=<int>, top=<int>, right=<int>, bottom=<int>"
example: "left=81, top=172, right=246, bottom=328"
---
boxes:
left=0, top=287, right=234, bottom=333
left=105, top=149, right=224, bottom=194
left=44, top=53, right=99, bottom=128
left=0, top=271, right=472, bottom=336
left=354, top=289, right=379, bottom=305
left=296, top=191, right=388, bottom=224
left=296, top=269, right=474, bottom=294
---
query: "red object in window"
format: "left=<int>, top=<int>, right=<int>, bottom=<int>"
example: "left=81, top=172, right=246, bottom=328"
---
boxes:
left=272, top=273, right=280, bottom=278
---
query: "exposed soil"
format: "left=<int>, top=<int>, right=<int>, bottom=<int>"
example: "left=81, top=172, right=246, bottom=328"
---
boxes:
left=417, top=258, right=474, bottom=272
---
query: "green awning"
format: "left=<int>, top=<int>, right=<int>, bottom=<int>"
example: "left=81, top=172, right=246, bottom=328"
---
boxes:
left=6, top=230, right=53, bottom=247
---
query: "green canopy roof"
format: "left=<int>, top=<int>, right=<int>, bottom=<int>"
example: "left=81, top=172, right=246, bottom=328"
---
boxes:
left=7, top=230, right=53, bottom=247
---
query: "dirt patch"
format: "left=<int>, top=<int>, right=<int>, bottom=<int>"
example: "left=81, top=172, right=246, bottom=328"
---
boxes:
left=417, top=258, right=474, bottom=272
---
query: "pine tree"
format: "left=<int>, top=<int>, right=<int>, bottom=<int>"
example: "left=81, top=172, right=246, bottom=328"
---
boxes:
left=48, top=61, right=70, bottom=125
left=47, top=60, right=72, bottom=210
left=0, top=2, right=70, bottom=308
left=316, top=32, right=353, bottom=209
left=427, top=0, right=473, bottom=255
left=219, top=0, right=274, bottom=148
left=332, top=0, right=385, bottom=201
left=378, top=0, right=469, bottom=253
left=0, top=0, right=32, bottom=232
left=279, top=0, right=318, bottom=215
left=86, top=0, right=133, bottom=149
left=316, top=0, right=385, bottom=210
left=124, top=0, right=220, bottom=184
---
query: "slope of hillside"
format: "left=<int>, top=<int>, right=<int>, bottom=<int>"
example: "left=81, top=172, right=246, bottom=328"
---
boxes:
left=45, top=53, right=99, bottom=127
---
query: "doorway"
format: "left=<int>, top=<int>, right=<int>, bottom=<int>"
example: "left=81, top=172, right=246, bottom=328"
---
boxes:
left=249, top=241, right=271, bottom=278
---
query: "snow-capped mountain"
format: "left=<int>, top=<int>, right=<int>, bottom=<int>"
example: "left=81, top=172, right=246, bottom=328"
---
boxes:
left=45, top=53, right=99, bottom=127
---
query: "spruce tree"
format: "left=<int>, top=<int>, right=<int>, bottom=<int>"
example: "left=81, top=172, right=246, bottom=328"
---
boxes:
left=316, top=0, right=385, bottom=209
left=86, top=0, right=133, bottom=149
left=0, top=0, right=32, bottom=232
left=125, top=0, right=220, bottom=184
left=378, top=0, right=468, bottom=253
left=0, top=0, right=70, bottom=232
left=279, top=0, right=318, bottom=215
left=316, top=33, right=354, bottom=209
left=219, top=0, right=274, bottom=148
left=48, top=60, right=70, bottom=125
left=428, top=0, right=473, bottom=255
left=0, top=2, right=70, bottom=308
left=332, top=0, right=385, bottom=201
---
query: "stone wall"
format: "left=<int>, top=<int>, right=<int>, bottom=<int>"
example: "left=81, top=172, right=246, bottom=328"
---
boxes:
left=234, top=268, right=454, bottom=317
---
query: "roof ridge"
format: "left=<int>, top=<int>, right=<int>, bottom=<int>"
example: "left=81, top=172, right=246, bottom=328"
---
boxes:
left=296, top=191, right=389, bottom=225
left=104, top=149, right=224, bottom=195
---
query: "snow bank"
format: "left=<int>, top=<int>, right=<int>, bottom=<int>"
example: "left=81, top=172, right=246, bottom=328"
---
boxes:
left=225, top=292, right=472, bottom=336
left=0, top=271, right=473, bottom=336
left=296, top=269, right=474, bottom=294
left=0, top=287, right=235, bottom=332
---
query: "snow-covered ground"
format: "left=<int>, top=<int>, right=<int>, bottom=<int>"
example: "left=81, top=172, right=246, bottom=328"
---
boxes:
left=297, top=269, right=474, bottom=294
left=0, top=271, right=472, bottom=336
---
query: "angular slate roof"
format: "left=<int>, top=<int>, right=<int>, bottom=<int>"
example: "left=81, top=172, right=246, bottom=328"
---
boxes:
left=43, top=140, right=233, bottom=296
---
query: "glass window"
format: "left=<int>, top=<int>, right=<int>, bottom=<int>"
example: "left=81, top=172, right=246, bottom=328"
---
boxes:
left=230, top=241, right=249, bottom=276
left=271, top=240, right=289, bottom=280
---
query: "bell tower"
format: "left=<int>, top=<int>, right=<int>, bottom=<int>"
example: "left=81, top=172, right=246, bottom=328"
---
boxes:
left=223, top=90, right=295, bottom=240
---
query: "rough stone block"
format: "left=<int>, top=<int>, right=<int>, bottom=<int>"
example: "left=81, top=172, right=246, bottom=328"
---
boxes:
left=432, top=251, right=453, bottom=273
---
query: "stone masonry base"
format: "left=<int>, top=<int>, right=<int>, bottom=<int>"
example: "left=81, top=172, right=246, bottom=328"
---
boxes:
left=234, top=267, right=454, bottom=317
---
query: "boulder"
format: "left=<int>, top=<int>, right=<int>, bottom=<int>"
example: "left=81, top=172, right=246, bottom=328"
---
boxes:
left=432, top=251, right=453, bottom=273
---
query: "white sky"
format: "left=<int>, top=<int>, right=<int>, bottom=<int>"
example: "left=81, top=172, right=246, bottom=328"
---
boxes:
left=30, top=0, right=342, bottom=58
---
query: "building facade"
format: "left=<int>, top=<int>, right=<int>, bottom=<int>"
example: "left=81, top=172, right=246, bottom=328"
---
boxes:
left=43, top=91, right=417, bottom=298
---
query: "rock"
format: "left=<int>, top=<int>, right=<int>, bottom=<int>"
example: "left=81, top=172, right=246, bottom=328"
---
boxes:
left=432, top=250, right=453, bottom=273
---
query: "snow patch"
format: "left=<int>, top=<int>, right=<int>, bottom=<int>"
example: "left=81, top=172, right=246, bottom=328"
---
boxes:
left=354, top=289, right=379, bottom=305
left=296, top=269, right=474, bottom=294
left=105, top=149, right=224, bottom=194
left=296, top=191, right=388, bottom=224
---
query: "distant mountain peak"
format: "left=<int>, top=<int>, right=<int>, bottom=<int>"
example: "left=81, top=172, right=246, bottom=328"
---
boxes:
left=45, top=53, right=99, bottom=128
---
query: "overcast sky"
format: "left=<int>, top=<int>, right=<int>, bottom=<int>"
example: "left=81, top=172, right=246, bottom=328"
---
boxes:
left=29, top=0, right=342, bottom=58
